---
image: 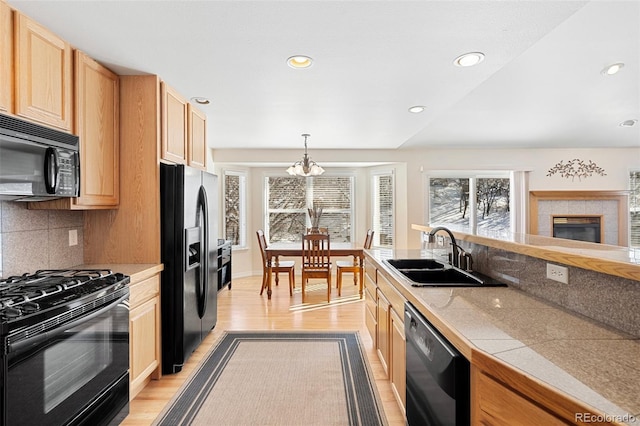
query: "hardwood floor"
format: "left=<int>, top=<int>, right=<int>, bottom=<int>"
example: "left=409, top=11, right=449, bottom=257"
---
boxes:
left=121, top=274, right=406, bottom=426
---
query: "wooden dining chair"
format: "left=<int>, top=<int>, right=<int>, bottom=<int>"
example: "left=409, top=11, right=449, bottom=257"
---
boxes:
left=336, top=229, right=374, bottom=296
left=301, top=233, right=331, bottom=303
left=306, top=227, right=329, bottom=234
left=257, top=230, right=295, bottom=296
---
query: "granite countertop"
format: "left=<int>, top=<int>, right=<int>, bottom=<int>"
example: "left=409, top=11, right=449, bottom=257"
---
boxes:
left=74, top=263, right=163, bottom=283
left=367, top=248, right=640, bottom=423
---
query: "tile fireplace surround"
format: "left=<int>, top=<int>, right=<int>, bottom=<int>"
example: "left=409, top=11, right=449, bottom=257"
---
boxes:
left=529, top=191, right=628, bottom=246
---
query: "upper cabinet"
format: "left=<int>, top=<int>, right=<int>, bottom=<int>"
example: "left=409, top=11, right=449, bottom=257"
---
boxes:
left=0, top=2, right=12, bottom=113
left=161, top=81, right=208, bottom=170
left=161, top=82, right=188, bottom=165
left=73, top=51, right=120, bottom=208
left=187, top=104, right=207, bottom=170
left=14, top=12, right=73, bottom=132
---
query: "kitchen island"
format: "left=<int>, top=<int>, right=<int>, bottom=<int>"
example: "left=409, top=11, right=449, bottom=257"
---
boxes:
left=365, top=247, right=639, bottom=425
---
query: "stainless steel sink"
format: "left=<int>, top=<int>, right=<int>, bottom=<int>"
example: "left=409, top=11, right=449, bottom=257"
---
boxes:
left=383, top=258, right=503, bottom=287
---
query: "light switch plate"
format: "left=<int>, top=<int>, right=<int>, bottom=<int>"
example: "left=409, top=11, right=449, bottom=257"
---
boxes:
left=69, top=229, right=78, bottom=246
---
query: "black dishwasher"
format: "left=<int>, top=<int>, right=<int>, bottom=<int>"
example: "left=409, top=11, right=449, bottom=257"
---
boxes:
left=405, top=302, right=470, bottom=425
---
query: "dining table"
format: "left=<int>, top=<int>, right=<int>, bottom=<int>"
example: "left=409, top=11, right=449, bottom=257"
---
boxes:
left=264, top=243, right=365, bottom=300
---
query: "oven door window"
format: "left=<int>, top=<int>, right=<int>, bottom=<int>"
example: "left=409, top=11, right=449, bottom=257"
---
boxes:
left=6, top=299, right=129, bottom=426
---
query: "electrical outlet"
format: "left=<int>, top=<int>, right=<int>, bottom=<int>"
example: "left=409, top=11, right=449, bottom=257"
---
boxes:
left=546, top=263, right=568, bottom=284
left=68, top=229, right=78, bottom=247
left=436, top=235, right=445, bottom=246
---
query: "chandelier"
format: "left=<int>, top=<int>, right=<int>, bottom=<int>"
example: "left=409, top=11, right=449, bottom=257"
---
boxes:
left=286, top=133, right=325, bottom=176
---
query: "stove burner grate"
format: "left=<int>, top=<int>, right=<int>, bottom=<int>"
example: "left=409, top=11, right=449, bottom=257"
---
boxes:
left=0, top=269, right=117, bottom=319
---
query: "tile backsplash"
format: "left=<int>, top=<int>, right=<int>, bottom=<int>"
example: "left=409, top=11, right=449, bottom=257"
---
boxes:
left=0, top=201, right=83, bottom=278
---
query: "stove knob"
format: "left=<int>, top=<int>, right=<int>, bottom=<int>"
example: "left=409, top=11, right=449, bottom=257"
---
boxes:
left=22, top=301, right=40, bottom=313
left=3, top=307, right=21, bottom=318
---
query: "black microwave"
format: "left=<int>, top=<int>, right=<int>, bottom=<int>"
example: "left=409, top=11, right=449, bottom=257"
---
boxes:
left=0, top=113, right=79, bottom=201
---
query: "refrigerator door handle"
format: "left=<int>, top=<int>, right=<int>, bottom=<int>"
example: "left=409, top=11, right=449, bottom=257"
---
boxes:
left=196, top=185, right=209, bottom=319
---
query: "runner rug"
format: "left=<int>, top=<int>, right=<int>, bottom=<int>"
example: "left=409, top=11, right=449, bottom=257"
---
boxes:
left=153, top=331, right=387, bottom=426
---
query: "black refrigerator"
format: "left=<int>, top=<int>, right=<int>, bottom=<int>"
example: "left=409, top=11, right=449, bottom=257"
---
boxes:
left=160, top=163, right=218, bottom=374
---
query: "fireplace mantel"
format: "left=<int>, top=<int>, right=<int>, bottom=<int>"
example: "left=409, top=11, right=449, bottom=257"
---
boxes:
left=529, top=191, right=628, bottom=246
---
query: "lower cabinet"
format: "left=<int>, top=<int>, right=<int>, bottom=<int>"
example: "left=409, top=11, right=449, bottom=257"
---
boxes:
left=471, top=346, right=606, bottom=425
left=472, top=368, right=562, bottom=425
left=376, top=289, right=390, bottom=376
left=390, top=307, right=406, bottom=415
left=364, top=259, right=406, bottom=415
left=129, top=273, right=162, bottom=399
left=364, top=262, right=377, bottom=345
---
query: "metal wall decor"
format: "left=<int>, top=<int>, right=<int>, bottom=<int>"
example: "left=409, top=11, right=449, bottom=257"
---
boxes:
left=546, top=159, right=607, bottom=181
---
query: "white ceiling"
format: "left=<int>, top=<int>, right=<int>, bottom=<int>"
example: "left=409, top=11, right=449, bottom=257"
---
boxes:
left=8, top=0, right=640, bottom=151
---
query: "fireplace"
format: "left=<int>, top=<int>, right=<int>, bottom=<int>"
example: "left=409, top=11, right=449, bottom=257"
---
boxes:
left=552, top=216, right=602, bottom=243
left=529, top=191, right=628, bottom=246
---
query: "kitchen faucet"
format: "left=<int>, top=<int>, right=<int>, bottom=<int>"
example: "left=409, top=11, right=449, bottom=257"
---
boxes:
left=427, top=226, right=473, bottom=270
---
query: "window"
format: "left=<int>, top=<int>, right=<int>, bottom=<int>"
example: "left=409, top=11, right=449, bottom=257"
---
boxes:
left=266, top=175, right=354, bottom=243
left=372, top=172, right=394, bottom=247
left=427, top=174, right=511, bottom=236
left=630, top=171, right=640, bottom=248
left=224, top=170, right=247, bottom=248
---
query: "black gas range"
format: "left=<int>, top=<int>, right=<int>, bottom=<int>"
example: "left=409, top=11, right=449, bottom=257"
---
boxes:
left=0, top=269, right=131, bottom=426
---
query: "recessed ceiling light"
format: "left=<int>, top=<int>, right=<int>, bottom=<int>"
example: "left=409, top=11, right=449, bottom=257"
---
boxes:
left=408, top=106, right=426, bottom=113
left=287, top=55, right=313, bottom=69
left=619, top=119, right=637, bottom=127
left=602, top=63, right=625, bottom=75
left=454, top=52, right=485, bottom=67
left=191, top=97, right=210, bottom=105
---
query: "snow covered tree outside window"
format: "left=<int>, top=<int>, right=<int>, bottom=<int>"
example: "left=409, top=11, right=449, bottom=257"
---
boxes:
left=429, top=176, right=510, bottom=236
left=224, top=171, right=247, bottom=247
left=266, top=175, right=354, bottom=244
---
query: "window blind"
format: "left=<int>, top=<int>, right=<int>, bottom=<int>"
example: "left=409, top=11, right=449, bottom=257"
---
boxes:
left=266, top=175, right=354, bottom=243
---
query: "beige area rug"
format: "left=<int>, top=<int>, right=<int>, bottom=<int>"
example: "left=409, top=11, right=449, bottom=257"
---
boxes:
left=154, top=332, right=387, bottom=426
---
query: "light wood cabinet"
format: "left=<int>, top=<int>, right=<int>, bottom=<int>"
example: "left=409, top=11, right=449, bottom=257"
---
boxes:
left=161, top=82, right=188, bottom=165
left=376, top=288, right=390, bottom=376
left=84, top=75, right=161, bottom=264
left=160, top=82, right=208, bottom=169
left=187, top=103, right=207, bottom=170
left=0, top=2, right=12, bottom=113
left=73, top=51, right=119, bottom=208
left=472, top=368, right=563, bottom=425
left=14, top=11, right=73, bottom=131
left=390, top=307, right=406, bottom=415
left=30, top=51, right=120, bottom=211
left=85, top=75, right=206, bottom=263
left=364, top=262, right=377, bottom=345
left=364, top=261, right=407, bottom=417
left=471, top=345, right=608, bottom=425
left=129, top=273, right=162, bottom=400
